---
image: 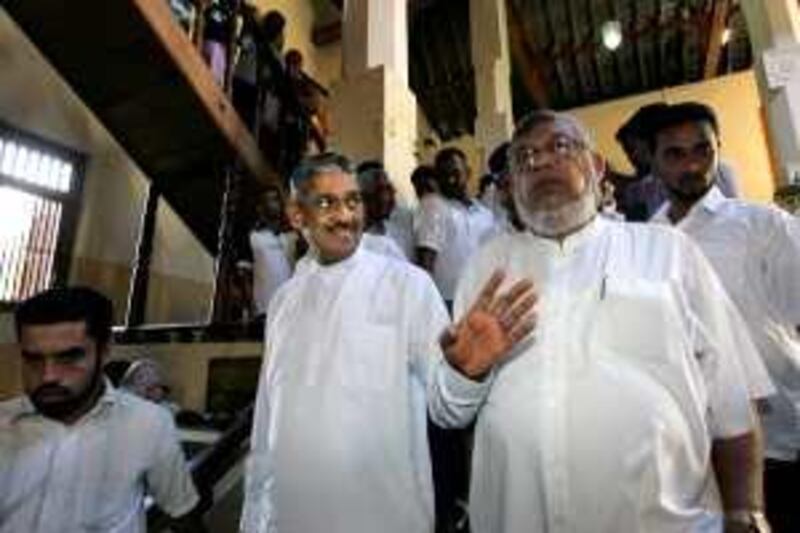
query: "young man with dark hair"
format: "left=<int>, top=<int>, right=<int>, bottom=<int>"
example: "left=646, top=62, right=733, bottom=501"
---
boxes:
left=0, top=287, right=204, bottom=533
left=410, top=164, right=439, bottom=201
left=650, top=101, right=800, bottom=533
left=356, top=166, right=410, bottom=259
left=416, top=147, right=497, bottom=306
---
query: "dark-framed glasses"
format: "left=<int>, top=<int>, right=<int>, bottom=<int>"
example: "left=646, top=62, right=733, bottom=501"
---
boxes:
left=510, top=135, right=587, bottom=170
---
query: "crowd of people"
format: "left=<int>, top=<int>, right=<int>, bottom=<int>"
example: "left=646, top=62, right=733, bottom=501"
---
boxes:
left=1, top=101, right=798, bottom=533
left=167, top=2, right=331, bottom=179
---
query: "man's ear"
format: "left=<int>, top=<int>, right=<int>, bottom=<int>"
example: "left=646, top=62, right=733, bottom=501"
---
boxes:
left=286, top=200, right=305, bottom=231
left=590, top=151, right=606, bottom=178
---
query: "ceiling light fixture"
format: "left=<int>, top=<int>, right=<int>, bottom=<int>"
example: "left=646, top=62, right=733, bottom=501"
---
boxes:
left=601, top=20, right=623, bottom=51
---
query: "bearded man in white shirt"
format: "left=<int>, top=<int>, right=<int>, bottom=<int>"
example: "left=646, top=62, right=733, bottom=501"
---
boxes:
left=240, top=152, right=536, bottom=533
left=649, top=101, right=800, bottom=533
left=428, top=110, right=772, bottom=533
left=0, top=287, right=203, bottom=533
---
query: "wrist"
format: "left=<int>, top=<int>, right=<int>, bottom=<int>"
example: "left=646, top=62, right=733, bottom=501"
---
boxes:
left=724, top=510, right=770, bottom=533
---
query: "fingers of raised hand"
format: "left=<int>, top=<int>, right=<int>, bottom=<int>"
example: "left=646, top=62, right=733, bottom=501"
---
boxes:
left=489, top=278, right=536, bottom=318
left=470, top=270, right=506, bottom=314
left=497, top=291, right=537, bottom=330
left=507, top=311, right=537, bottom=346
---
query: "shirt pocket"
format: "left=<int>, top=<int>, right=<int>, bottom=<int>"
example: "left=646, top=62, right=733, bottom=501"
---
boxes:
left=590, top=277, right=686, bottom=366
left=338, top=324, right=400, bottom=392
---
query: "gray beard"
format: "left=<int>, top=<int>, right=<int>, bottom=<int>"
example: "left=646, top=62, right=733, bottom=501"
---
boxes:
left=515, top=183, right=599, bottom=239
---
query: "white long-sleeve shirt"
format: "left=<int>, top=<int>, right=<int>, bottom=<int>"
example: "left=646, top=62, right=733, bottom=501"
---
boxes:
left=0, top=382, right=198, bottom=533
left=429, top=217, right=762, bottom=533
left=241, top=245, right=449, bottom=533
left=415, top=195, right=497, bottom=301
left=250, top=229, right=296, bottom=315
left=653, top=186, right=800, bottom=459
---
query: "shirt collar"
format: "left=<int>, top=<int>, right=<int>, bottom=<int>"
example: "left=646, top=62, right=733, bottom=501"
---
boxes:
left=11, top=378, right=118, bottom=425
left=303, top=241, right=364, bottom=275
left=697, top=185, right=726, bottom=213
left=524, top=214, right=606, bottom=255
left=651, top=185, right=725, bottom=227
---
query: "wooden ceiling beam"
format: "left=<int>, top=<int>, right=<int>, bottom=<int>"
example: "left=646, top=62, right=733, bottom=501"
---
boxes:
left=506, top=0, right=550, bottom=108
left=703, top=0, right=729, bottom=79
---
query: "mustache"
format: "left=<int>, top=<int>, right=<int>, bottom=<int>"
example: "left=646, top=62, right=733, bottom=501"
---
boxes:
left=31, top=384, right=73, bottom=403
left=680, top=171, right=705, bottom=182
left=325, top=222, right=359, bottom=232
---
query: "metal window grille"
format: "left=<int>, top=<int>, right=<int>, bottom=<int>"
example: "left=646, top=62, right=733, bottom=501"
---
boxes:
left=0, top=127, right=83, bottom=302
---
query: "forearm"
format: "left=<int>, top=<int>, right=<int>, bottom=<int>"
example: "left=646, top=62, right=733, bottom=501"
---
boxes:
left=712, top=427, right=764, bottom=513
left=240, top=449, right=277, bottom=533
left=428, top=358, right=491, bottom=429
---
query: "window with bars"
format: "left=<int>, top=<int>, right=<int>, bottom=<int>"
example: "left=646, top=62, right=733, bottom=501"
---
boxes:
left=0, top=124, right=84, bottom=303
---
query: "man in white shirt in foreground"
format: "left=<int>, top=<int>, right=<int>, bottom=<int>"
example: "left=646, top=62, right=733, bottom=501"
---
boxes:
left=428, top=110, right=770, bottom=533
left=0, top=287, right=203, bottom=533
left=240, top=152, right=536, bottom=533
left=650, top=101, right=800, bottom=533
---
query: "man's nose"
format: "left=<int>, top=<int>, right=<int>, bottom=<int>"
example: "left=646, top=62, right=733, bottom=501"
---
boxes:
left=41, top=359, right=63, bottom=383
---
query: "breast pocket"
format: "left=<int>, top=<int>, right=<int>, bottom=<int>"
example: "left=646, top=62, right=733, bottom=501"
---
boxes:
left=590, top=278, right=687, bottom=366
left=338, top=324, right=401, bottom=392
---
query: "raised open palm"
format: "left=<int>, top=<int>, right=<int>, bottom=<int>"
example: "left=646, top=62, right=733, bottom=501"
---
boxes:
left=441, top=270, right=538, bottom=379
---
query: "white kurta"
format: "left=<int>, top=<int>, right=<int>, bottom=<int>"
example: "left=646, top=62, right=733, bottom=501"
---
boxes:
left=241, top=245, right=449, bottom=533
left=0, top=383, right=198, bottom=533
left=653, top=187, right=800, bottom=459
left=250, top=229, right=295, bottom=315
left=415, top=195, right=497, bottom=301
left=429, top=218, right=758, bottom=533
left=361, top=232, right=407, bottom=261
left=386, top=205, right=417, bottom=259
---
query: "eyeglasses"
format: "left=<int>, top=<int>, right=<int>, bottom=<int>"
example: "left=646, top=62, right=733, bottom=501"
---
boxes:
left=301, top=192, right=363, bottom=214
left=510, top=135, right=587, bottom=171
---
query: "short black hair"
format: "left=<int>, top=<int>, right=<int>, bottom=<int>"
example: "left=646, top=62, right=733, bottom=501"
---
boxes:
left=15, top=287, right=114, bottom=349
left=615, top=102, right=670, bottom=143
left=478, top=173, right=496, bottom=196
left=356, top=160, right=384, bottom=174
left=488, top=142, right=510, bottom=175
left=434, top=147, right=467, bottom=170
left=357, top=167, right=390, bottom=193
left=410, top=164, right=437, bottom=197
left=648, top=102, right=720, bottom=150
left=261, top=10, right=286, bottom=42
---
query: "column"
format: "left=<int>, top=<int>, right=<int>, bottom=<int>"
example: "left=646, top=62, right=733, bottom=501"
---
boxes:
left=470, top=0, right=514, bottom=171
left=329, top=0, right=418, bottom=201
left=742, top=0, right=800, bottom=184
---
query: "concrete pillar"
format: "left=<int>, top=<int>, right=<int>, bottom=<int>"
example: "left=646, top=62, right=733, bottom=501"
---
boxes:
left=742, top=0, right=800, bottom=185
left=470, top=0, right=514, bottom=171
left=330, top=0, right=417, bottom=201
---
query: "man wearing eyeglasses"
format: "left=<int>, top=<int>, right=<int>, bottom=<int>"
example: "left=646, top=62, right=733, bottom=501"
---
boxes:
left=649, top=102, right=800, bottom=533
left=240, top=152, right=537, bottom=533
left=427, top=110, right=772, bottom=532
